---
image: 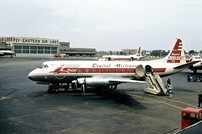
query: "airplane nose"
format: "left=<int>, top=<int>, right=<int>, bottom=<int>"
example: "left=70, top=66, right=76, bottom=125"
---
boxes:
left=28, top=69, right=47, bottom=81
left=28, top=71, right=35, bottom=80
left=28, top=70, right=39, bottom=81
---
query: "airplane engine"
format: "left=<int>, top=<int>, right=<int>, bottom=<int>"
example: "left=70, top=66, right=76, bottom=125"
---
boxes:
left=77, top=77, right=110, bottom=87
left=135, top=64, right=145, bottom=78
left=76, top=77, right=118, bottom=92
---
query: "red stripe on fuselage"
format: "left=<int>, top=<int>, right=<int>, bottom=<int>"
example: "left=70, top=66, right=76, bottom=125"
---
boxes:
left=153, top=68, right=166, bottom=73
left=51, top=67, right=166, bottom=74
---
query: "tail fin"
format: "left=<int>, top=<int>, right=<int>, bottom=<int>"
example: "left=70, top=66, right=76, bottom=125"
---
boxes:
left=136, top=47, right=141, bottom=56
left=164, top=38, right=185, bottom=64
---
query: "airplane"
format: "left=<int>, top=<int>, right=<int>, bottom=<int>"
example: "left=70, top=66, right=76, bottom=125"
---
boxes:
left=0, top=50, right=16, bottom=58
left=28, top=38, right=199, bottom=94
left=99, top=47, right=145, bottom=61
left=187, top=55, right=202, bottom=73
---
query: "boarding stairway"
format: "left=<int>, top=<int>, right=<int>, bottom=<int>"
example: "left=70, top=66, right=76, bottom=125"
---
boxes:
left=145, top=73, right=168, bottom=95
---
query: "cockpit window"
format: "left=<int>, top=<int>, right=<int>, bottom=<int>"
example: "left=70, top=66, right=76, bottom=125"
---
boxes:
left=39, top=64, right=49, bottom=68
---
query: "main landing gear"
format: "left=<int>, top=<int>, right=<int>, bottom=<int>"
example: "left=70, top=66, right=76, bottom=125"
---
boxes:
left=48, top=82, right=76, bottom=93
left=47, top=82, right=118, bottom=94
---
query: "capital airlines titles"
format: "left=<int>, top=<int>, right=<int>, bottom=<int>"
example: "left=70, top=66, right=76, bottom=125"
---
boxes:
left=92, top=63, right=136, bottom=68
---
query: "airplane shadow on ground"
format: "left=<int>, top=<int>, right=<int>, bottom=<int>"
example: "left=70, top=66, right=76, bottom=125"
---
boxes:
left=95, top=90, right=147, bottom=110
left=29, top=89, right=147, bottom=110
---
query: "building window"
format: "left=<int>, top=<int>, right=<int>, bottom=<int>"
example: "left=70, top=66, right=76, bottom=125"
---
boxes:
left=14, top=45, right=22, bottom=53
left=15, top=50, right=22, bottom=53
left=23, top=46, right=29, bottom=49
left=38, top=46, right=44, bottom=54
left=30, top=46, right=37, bottom=53
left=15, top=46, right=22, bottom=49
left=22, top=46, right=29, bottom=53
left=45, top=46, right=50, bottom=54
left=23, top=50, right=29, bottom=53
left=30, top=50, right=37, bottom=53
left=51, top=47, right=57, bottom=54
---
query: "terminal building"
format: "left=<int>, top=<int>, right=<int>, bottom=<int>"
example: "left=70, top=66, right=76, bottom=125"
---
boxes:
left=0, top=37, right=97, bottom=57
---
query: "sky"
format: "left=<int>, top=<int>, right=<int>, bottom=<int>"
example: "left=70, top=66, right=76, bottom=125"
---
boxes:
left=0, top=0, right=202, bottom=51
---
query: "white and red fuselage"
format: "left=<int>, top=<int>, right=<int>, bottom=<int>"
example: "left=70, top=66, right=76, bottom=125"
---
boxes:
left=187, top=55, right=202, bottom=73
left=28, top=60, right=182, bottom=83
left=28, top=38, right=199, bottom=90
left=99, top=47, right=144, bottom=61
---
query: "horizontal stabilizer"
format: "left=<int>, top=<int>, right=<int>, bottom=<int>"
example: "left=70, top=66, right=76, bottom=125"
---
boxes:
left=174, top=60, right=200, bottom=69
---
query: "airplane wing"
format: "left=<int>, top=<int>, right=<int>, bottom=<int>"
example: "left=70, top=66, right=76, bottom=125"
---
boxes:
left=88, top=76, right=147, bottom=84
left=174, top=60, right=200, bottom=69
left=78, top=76, right=147, bottom=86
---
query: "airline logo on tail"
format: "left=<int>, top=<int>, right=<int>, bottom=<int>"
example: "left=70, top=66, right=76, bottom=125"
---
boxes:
left=167, top=39, right=183, bottom=63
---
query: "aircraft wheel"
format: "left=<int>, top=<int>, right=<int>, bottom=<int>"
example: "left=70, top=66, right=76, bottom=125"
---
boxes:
left=47, top=88, right=52, bottom=93
left=48, top=83, right=59, bottom=93
left=110, top=85, right=117, bottom=90
left=71, top=82, right=77, bottom=92
left=47, top=87, right=57, bottom=93
left=64, top=83, right=69, bottom=92
left=81, top=84, right=87, bottom=93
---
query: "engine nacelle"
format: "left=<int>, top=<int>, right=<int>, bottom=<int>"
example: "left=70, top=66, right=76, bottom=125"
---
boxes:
left=77, top=77, right=110, bottom=87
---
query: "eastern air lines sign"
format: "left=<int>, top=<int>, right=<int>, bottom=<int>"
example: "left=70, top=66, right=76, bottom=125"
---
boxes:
left=0, top=37, right=59, bottom=45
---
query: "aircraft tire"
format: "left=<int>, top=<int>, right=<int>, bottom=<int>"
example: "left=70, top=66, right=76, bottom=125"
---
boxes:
left=81, top=84, right=87, bottom=93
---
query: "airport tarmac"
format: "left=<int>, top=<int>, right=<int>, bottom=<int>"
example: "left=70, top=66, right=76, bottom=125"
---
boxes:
left=0, top=58, right=202, bottom=134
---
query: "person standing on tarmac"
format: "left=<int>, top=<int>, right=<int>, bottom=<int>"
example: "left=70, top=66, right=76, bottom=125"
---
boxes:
left=166, top=78, right=173, bottom=99
left=167, top=78, right=171, bottom=85
left=198, top=91, right=202, bottom=107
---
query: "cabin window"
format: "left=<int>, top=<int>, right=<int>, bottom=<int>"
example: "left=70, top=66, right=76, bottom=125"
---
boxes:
left=39, top=64, right=48, bottom=68
left=85, top=68, right=89, bottom=73
left=77, top=69, right=81, bottom=73
left=93, top=69, right=96, bottom=73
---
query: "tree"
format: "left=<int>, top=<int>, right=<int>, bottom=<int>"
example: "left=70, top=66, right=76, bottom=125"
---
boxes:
left=188, top=50, right=197, bottom=55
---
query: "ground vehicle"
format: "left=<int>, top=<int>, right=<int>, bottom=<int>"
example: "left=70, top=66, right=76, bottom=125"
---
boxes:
left=181, top=107, right=202, bottom=129
left=187, top=74, right=202, bottom=82
left=53, top=54, right=62, bottom=57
